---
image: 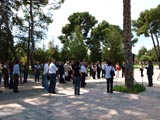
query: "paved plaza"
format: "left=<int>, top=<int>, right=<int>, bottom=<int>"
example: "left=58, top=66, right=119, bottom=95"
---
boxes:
left=0, top=68, right=160, bottom=120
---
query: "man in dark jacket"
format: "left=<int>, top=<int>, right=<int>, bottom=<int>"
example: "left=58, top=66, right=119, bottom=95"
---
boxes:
left=146, top=61, right=154, bottom=87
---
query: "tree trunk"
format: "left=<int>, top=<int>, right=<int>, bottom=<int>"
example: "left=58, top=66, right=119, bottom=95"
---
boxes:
left=155, top=34, right=160, bottom=69
left=27, top=21, right=31, bottom=70
left=150, top=32, right=158, bottom=58
left=30, top=0, right=35, bottom=70
left=152, top=33, right=160, bottom=68
left=155, top=34, right=160, bottom=57
left=0, top=7, right=18, bottom=60
left=123, top=0, right=134, bottom=88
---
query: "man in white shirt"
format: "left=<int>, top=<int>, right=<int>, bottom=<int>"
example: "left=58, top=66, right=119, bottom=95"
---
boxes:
left=80, top=61, right=87, bottom=87
left=48, top=58, right=58, bottom=94
left=12, top=60, right=20, bottom=93
left=42, top=60, right=49, bottom=91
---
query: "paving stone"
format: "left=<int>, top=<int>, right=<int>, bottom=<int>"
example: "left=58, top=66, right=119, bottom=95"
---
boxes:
left=0, top=68, right=160, bottom=120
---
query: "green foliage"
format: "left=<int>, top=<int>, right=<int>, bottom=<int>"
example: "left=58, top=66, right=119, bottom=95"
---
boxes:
left=102, top=24, right=124, bottom=65
left=0, top=30, right=10, bottom=62
left=132, top=4, right=160, bottom=60
left=69, top=26, right=87, bottom=61
left=137, top=46, right=157, bottom=62
left=113, top=83, right=146, bottom=94
left=59, top=12, right=97, bottom=61
left=60, top=44, right=72, bottom=61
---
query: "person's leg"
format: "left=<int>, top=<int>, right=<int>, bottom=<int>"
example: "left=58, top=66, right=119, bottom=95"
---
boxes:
left=84, top=74, right=86, bottom=85
left=48, top=74, right=53, bottom=93
left=106, top=79, right=109, bottom=93
left=37, top=72, right=40, bottom=82
left=6, top=75, right=9, bottom=87
left=4, top=75, right=7, bottom=87
left=42, top=74, right=44, bottom=87
left=97, top=70, right=100, bottom=79
left=74, top=77, right=77, bottom=95
left=15, top=77, right=19, bottom=92
left=35, top=72, right=37, bottom=82
left=151, top=76, right=153, bottom=86
left=148, top=75, right=152, bottom=86
left=0, top=72, right=2, bottom=85
left=23, top=71, right=28, bottom=83
left=43, top=74, right=48, bottom=91
left=9, top=72, right=13, bottom=89
left=77, top=77, right=81, bottom=95
left=13, top=74, right=19, bottom=92
left=52, top=74, right=57, bottom=93
left=122, top=69, right=124, bottom=77
left=148, top=75, right=153, bottom=86
left=110, top=78, right=113, bottom=93
left=92, top=72, right=95, bottom=79
left=81, top=73, right=85, bottom=87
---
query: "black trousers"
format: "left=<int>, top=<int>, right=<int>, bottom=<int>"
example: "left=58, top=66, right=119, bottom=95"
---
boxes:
left=81, top=73, right=86, bottom=87
left=106, top=78, right=113, bottom=93
left=13, top=74, right=19, bottom=92
left=147, top=75, right=153, bottom=86
left=3, top=74, right=9, bottom=88
left=97, top=70, right=101, bottom=79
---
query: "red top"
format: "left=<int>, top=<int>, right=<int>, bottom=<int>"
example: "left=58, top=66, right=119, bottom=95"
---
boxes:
left=116, top=65, right=121, bottom=71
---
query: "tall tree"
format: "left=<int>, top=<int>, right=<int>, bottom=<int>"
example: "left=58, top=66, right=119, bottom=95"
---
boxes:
left=123, top=0, right=134, bottom=88
left=0, top=0, right=22, bottom=61
left=17, top=0, right=64, bottom=69
left=59, top=12, right=97, bottom=61
left=132, top=4, right=160, bottom=67
left=87, top=21, right=110, bottom=62
left=102, top=25, right=124, bottom=65
left=69, top=25, right=87, bottom=61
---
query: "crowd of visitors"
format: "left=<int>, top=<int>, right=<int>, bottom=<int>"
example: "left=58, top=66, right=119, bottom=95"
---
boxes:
left=0, top=59, right=154, bottom=95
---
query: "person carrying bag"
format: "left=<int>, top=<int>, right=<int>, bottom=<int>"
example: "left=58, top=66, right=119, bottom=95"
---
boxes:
left=105, top=61, right=115, bottom=94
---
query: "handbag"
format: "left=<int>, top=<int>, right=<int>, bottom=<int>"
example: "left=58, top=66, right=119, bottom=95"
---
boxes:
left=110, top=67, right=115, bottom=77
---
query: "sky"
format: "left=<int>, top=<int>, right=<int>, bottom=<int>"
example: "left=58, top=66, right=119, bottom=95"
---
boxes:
left=45, top=0, right=160, bottom=54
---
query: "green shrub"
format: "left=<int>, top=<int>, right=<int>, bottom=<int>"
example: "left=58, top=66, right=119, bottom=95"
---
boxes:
left=113, top=83, right=146, bottom=94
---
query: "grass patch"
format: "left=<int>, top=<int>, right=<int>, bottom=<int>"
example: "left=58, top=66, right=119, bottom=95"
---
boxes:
left=113, top=83, right=146, bottom=94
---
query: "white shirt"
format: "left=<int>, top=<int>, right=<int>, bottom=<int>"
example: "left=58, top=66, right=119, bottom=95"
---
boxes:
left=49, top=63, right=58, bottom=74
left=102, top=64, right=106, bottom=70
left=105, top=65, right=115, bottom=79
left=43, top=63, right=49, bottom=75
left=81, top=65, right=87, bottom=73
left=13, top=64, right=20, bottom=75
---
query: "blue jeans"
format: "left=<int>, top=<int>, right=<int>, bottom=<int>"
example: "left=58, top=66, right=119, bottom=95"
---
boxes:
left=0, top=72, right=2, bottom=84
left=35, top=71, right=40, bottom=82
left=43, top=74, right=48, bottom=91
left=49, top=74, right=56, bottom=93
left=9, top=72, right=13, bottom=88
left=74, top=77, right=81, bottom=95
left=23, top=71, right=28, bottom=82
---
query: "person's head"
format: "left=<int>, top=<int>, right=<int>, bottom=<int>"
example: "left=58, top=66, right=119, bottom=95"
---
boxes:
left=51, top=58, right=56, bottom=63
left=107, top=61, right=112, bottom=66
left=14, top=59, right=19, bottom=64
left=141, top=61, right=144, bottom=65
left=75, top=61, right=80, bottom=66
left=148, top=60, right=152, bottom=65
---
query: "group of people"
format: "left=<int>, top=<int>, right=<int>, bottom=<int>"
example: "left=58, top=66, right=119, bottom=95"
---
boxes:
left=41, top=59, right=88, bottom=95
left=139, top=61, right=154, bottom=87
left=0, top=59, right=155, bottom=95
left=41, top=59, right=116, bottom=95
left=0, top=59, right=88, bottom=95
left=0, top=58, right=116, bottom=95
left=0, top=60, right=27, bottom=93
